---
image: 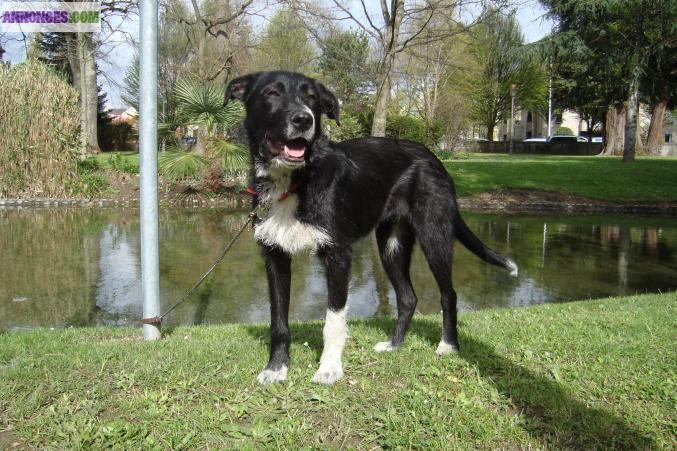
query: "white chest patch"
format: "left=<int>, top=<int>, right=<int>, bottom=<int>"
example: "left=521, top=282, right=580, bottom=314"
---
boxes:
left=254, top=186, right=331, bottom=255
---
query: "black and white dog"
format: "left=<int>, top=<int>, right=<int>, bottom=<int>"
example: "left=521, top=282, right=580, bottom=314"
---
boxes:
left=224, top=71, right=517, bottom=385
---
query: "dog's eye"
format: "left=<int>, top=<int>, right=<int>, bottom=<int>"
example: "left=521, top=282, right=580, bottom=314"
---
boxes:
left=265, top=90, right=280, bottom=98
left=307, top=94, right=317, bottom=102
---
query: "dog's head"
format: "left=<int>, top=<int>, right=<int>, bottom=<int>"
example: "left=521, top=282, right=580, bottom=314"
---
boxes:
left=224, top=71, right=339, bottom=170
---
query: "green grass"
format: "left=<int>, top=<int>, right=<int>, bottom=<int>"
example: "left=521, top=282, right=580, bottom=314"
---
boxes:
left=83, top=152, right=677, bottom=203
left=445, top=154, right=677, bottom=202
left=1, top=293, right=675, bottom=449
left=88, top=151, right=140, bottom=173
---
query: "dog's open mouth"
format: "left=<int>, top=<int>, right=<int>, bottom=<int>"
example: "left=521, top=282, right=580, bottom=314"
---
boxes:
left=269, top=138, right=307, bottom=163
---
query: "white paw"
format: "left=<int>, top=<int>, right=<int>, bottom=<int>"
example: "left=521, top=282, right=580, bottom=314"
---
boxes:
left=312, top=365, right=344, bottom=385
left=435, top=341, right=458, bottom=356
left=506, top=259, right=519, bottom=277
left=373, top=341, right=395, bottom=353
left=256, top=366, right=288, bottom=384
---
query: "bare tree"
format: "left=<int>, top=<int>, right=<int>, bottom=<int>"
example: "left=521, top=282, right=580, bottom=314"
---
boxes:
left=398, top=22, right=474, bottom=148
left=397, top=13, right=468, bottom=126
left=292, top=0, right=506, bottom=136
left=163, top=0, right=261, bottom=81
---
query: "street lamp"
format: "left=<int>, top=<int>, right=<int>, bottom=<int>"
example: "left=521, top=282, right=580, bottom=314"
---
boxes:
left=510, top=84, right=517, bottom=155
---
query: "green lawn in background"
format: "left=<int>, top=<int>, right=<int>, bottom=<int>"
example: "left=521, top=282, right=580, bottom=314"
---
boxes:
left=89, top=151, right=677, bottom=203
left=445, top=154, right=677, bottom=202
left=1, top=292, right=674, bottom=449
left=88, top=152, right=140, bottom=173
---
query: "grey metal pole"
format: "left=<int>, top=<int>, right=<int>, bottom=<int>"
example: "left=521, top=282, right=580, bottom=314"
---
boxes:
left=140, top=0, right=161, bottom=340
left=510, top=94, right=515, bottom=155
left=547, top=76, right=553, bottom=137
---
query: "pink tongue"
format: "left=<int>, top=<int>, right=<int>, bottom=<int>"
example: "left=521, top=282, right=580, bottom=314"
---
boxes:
left=284, top=144, right=305, bottom=159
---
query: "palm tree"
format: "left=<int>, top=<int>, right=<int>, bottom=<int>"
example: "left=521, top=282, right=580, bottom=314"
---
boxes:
left=159, top=77, right=248, bottom=182
left=173, top=77, right=241, bottom=139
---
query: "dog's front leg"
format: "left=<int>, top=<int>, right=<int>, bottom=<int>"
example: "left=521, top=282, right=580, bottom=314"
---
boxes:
left=257, top=245, right=292, bottom=384
left=312, top=246, right=351, bottom=385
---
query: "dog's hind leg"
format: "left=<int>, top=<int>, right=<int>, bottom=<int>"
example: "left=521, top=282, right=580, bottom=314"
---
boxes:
left=312, top=246, right=352, bottom=385
left=373, top=220, right=418, bottom=352
left=416, top=220, right=459, bottom=355
left=257, top=245, right=292, bottom=384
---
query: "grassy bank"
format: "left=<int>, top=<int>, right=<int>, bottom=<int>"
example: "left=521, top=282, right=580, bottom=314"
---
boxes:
left=446, top=154, right=677, bottom=202
left=1, top=293, right=675, bottom=449
left=81, top=152, right=677, bottom=204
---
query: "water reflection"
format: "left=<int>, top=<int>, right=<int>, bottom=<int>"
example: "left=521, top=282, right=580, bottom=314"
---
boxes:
left=1, top=208, right=676, bottom=330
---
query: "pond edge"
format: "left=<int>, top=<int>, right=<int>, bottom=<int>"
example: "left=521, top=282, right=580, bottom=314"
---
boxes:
left=1, top=191, right=676, bottom=216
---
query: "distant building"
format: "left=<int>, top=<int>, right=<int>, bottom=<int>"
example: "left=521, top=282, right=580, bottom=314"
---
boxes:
left=107, top=107, right=137, bottom=124
left=496, top=109, right=596, bottom=141
left=661, top=111, right=676, bottom=156
left=495, top=105, right=660, bottom=143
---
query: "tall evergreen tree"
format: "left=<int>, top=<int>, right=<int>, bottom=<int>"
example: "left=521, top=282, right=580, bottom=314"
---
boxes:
left=317, top=30, right=371, bottom=108
left=541, top=0, right=677, bottom=161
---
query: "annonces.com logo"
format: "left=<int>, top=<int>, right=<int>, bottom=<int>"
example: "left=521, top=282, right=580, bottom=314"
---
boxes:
left=1, top=2, right=101, bottom=32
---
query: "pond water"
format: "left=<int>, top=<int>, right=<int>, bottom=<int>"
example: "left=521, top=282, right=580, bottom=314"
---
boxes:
left=2, top=207, right=676, bottom=330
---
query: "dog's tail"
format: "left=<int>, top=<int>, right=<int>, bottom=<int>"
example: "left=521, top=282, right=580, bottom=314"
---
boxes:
left=454, top=214, right=518, bottom=277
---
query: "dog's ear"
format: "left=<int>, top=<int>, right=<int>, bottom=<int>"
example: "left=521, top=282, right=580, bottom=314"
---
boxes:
left=316, top=82, right=340, bottom=125
left=224, top=73, right=261, bottom=106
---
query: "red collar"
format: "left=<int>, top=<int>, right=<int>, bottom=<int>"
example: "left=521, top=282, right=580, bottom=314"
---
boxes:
left=244, top=182, right=300, bottom=202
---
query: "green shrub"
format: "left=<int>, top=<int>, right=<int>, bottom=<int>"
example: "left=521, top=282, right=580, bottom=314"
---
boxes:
left=77, top=158, right=101, bottom=173
left=556, top=126, right=575, bottom=136
left=0, top=61, right=81, bottom=197
left=66, top=173, right=109, bottom=197
left=351, top=109, right=374, bottom=137
left=386, top=114, right=444, bottom=149
left=327, top=114, right=366, bottom=142
left=386, top=114, right=426, bottom=143
left=351, top=109, right=443, bottom=148
left=434, top=150, right=454, bottom=161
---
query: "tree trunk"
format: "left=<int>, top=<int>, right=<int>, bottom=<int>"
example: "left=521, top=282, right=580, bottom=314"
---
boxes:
left=65, top=34, right=84, bottom=155
left=370, top=0, right=404, bottom=137
left=623, top=65, right=641, bottom=162
left=66, top=33, right=99, bottom=155
left=646, top=98, right=668, bottom=155
left=602, top=106, right=613, bottom=154
left=81, top=33, right=100, bottom=153
left=197, top=28, right=207, bottom=79
left=603, top=104, right=625, bottom=155
left=371, top=59, right=392, bottom=137
left=487, top=124, right=495, bottom=142
left=635, top=117, right=643, bottom=154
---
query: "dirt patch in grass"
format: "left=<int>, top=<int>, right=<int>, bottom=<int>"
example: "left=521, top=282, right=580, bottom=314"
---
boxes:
left=459, top=189, right=677, bottom=215
left=0, top=429, right=25, bottom=449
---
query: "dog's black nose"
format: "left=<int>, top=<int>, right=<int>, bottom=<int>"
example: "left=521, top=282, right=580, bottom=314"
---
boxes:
left=291, top=111, right=313, bottom=131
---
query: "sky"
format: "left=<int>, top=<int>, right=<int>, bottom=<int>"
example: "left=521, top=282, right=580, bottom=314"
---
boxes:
left=3, top=0, right=553, bottom=108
